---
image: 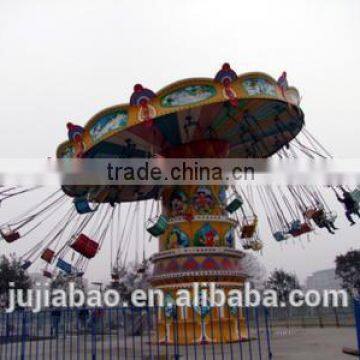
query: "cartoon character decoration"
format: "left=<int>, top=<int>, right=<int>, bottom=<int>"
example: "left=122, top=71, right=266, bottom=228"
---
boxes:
left=130, top=84, right=156, bottom=126
left=164, top=293, right=177, bottom=318
left=194, top=223, right=219, bottom=247
left=229, top=305, right=238, bottom=316
left=193, top=187, right=214, bottom=214
left=277, top=71, right=289, bottom=96
left=193, top=290, right=211, bottom=319
left=224, top=228, right=235, bottom=248
left=215, top=63, right=238, bottom=107
left=167, top=226, right=190, bottom=249
left=170, top=189, right=188, bottom=216
left=67, top=122, right=85, bottom=157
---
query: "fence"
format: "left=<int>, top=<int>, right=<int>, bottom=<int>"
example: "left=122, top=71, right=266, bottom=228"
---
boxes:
left=268, top=302, right=355, bottom=328
left=1, top=303, right=359, bottom=360
left=0, top=306, right=272, bottom=359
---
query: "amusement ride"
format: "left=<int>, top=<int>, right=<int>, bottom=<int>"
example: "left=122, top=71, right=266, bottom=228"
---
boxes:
left=1, top=63, right=360, bottom=344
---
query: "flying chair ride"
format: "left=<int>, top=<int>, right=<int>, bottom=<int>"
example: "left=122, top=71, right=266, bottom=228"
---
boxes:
left=2, top=64, right=360, bottom=344
left=56, top=63, right=303, bottom=343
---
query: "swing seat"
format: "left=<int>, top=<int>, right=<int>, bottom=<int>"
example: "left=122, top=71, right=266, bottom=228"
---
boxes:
left=350, top=189, right=360, bottom=203
left=303, top=209, right=316, bottom=219
left=310, top=210, right=337, bottom=228
left=273, top=231, right=290, bottom=242
left=289, top=220, right=301, bottom=232
left=312, top=209, right=325, bottom=220
left=146, top=215, right=168, bottom=237
left=56, top=258, right=72, bottom=274
left=304, top=209, right=323, bottom=220
left=111, top=273, right=120, bottom=281
left=225, top=196, right=243, bottom=214
left=71, top=234, right=99, bottom=259
left=21, top=260, right=32, bottom=270
left=43, top=270, right=52, bottom=279
left=290, top=223, right=312, bottom=237
left=74, top=197, right=98, bottom=215
left=241, top=223, right=257, bottom=238
left=0, top=229, right=20, bottom=243
left=312, top=209, right=326, bottom=227
left=41, top=248, right=55, bottom=264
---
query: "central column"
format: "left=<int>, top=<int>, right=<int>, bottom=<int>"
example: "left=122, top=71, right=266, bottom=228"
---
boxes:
left=149, top=140, right=249, bottom=344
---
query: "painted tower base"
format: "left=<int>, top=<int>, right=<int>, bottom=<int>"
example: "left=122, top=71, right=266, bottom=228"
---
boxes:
left=149, top=141, right=250, bottom=345
left=150, top=247, right=249, bottom=345
left=153, top=282, right=249, bottom=344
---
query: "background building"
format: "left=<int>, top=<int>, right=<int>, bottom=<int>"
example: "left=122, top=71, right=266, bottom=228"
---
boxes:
left=305, top=269, right=342, bottom=291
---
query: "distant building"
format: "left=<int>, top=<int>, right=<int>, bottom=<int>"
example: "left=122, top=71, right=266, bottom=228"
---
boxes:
left=305, top=268, right=342, bottom=291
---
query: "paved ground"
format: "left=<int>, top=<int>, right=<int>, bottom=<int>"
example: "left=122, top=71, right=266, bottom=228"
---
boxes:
left=0, top=327, right=358, bottom=359
left=173, top=327, right=359, bottom=359
left=270, top=327, right=358, bottom=360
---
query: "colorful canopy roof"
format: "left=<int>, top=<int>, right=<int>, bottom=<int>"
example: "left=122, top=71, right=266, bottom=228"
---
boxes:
left=57, top=65, right=304, bottom=202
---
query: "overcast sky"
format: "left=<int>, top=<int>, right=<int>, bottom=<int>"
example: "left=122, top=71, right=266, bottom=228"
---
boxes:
left=1, top=0, right=360, bottom=284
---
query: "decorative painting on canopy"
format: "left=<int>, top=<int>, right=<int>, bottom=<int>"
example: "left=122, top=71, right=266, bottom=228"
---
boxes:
left=242, top=78, right=276, bottom=97
left=160, top=85, right=216, bottom=108
left=89, top=110, right=128, bottom=142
